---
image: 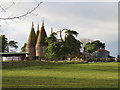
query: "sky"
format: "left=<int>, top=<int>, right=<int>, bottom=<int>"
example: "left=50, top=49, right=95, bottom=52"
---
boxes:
left=0, top=1, right=118, bottom=57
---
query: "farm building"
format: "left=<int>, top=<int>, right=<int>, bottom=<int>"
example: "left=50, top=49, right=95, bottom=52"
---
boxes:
left=26, top=20, right=47, bottom=60
left=95, top=48, right=110, bottom=58
left=0, top=52, right=27, bottom=61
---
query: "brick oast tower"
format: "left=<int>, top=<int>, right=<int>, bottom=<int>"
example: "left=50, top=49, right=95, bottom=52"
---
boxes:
left=26, top=22, right=37, bottom=59
left=36, top=20, right=47, bottom=60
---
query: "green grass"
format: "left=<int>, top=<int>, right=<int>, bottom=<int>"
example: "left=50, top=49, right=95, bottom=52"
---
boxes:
left=2, top=62, right=118, bottom=88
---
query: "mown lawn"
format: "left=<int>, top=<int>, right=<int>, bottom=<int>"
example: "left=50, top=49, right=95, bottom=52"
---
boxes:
left=2, top=62, right=118, bottom=88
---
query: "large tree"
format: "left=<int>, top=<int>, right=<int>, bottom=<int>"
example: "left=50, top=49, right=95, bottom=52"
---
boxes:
left=45, top=32, right=63, bottom=60
left=8, top=40, right=18, bottom=52
left=80, top=38, right=93, bottom=52
left=45, top=29, right=82, bottom=60
left=0, top=35, right=18, bottom=52
left=64, top=30, right=82, bottom=59
left=84, top=40, right=105, bottom=54
left=0, top=35, right=8, bottom=52
left=45, top=32, right=57, bottom=44
left=45, top=42, right=62, bottom=60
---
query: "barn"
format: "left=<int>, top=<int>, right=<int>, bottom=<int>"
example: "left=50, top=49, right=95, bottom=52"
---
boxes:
left=0, top=52, right=28, bottom=61
left=95, top=48, right=110, bottom=58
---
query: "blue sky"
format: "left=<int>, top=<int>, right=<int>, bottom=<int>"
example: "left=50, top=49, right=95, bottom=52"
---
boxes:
left=0, top=1, right=118, bottom=56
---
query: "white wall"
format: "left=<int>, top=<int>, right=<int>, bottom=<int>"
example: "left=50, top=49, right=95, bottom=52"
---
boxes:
left=2, top=56, right=21, bottom=61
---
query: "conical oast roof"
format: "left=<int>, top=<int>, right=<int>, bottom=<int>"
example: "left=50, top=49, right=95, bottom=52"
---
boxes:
left=36, top=20, right=47, bottom=46
left=26, top=22, right=37, bottom=48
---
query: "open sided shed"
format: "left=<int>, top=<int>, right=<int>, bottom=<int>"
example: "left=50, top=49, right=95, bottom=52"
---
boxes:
left=0, top=52, right=28, bottom=61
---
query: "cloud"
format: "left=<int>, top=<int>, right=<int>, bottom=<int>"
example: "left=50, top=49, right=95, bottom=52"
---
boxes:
left=0, top=2, right=118, bottom=56
left=36, top=3, right=117, bottom=41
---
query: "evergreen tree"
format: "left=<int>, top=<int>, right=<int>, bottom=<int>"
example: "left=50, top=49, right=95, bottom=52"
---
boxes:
left=84, top=40, right=105, bottom=53
left=45, top=32, right=57, bottom=44
left=45, top=32, right=62, bottom=60
left=0, top=35, right=8, bottom=52
left=65, top=30, right=82, bottom=59
left=0, top=35, right=18, bottom=52
left=45, top=42, right=62, bottom=60
left=21, top=43, right=27, bottom=52
left=8, top=40, right=18, bottom=52
left=45, top=29, right=82, bottom=60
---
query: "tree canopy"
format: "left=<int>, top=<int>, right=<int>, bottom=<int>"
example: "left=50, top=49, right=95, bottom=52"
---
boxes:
left=0, top=35, right=18, bottom=52
left=21, top=43, right=27, bottom=52
left=65, top=33, right=82, bottom=58
left=45, top=32, right=57, bottom=44
left=45, top=29, right=82, bottom=60
left=0, top=35, right=8, bottom=52
left=84, top=40, right=105, bottom=54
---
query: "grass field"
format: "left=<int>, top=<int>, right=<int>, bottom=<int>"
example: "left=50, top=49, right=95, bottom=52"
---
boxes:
left=2, top=62, right=118, bottom=88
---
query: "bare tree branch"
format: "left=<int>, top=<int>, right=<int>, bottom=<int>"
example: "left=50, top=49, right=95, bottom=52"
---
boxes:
left=56, top=29, right=67, bottom=42
left=31, top=13, right=38, bottom=16
left=0, top=5, right=6, bottom=12
left=0, top=1, right=15, bottom=12
left=0, top=2, right=43, bottom=20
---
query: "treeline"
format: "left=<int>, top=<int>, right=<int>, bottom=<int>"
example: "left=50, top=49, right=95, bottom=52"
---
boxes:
left=0, top=29, right=106, bottom=61
left=44, top=29, right=105, bottom=60
left=20, top=29, right=106, bottom=60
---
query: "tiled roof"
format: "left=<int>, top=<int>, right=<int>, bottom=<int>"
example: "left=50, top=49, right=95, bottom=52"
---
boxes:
left=96, top=49, right=109, bottom=52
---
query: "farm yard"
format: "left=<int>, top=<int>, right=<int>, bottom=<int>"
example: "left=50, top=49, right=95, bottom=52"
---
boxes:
left=2, top=61, right=119, bottom=88
left=0, top=1, right=118, bottom=89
